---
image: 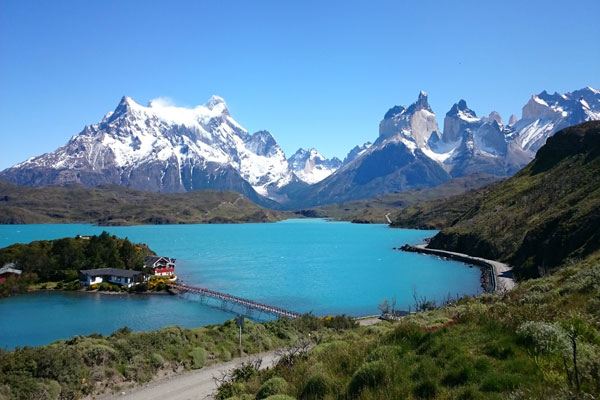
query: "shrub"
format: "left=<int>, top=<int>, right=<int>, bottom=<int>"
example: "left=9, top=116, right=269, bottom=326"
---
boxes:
left=442, top=365, right=475, bottom=387
left=83, top=344, right=117, bottom=366
left=190, top=347, right=206, bottom=369
left=300, top=374, right=328, bottom=400
left=483, top=342, right=515, bottom=359
left=216, top=382, right=246, bottom=400
left=150, top=353, right=164, bottom=369
left=263, top=396, right=295, bottom=400
left=413, top=379, right=438, bottom=399
left=323, top=315, right=358, bottom=330
left=347, top=360, right=386, bottom=397
left=256, top=377, right=289, bottom=399
left=516, top=321, right=567, bottom=355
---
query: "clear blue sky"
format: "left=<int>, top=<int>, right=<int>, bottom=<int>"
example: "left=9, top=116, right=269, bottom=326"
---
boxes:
left=1, top=0, right=599, bottom=169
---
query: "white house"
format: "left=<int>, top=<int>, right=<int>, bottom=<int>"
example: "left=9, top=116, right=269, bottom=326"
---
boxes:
left=144, top=256, right=176, bottom=277
left=0, top=263, right=22, bottom=283
left=79, top=268, right=149, bottom=288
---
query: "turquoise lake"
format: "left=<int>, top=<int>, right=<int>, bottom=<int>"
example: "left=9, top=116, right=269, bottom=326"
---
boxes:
left=0, top=219, right=482, bottom=349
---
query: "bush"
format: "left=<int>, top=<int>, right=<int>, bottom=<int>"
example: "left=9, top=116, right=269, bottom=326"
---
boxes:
left=263, top=396, right=295, bottom=400
left=216, top=382, right=246, bottom=400
left=256, top=377, right=289, bottom=399
left=516, top=321, right=567, bottom=355
left=442, top=365, right=475, bottom=387
left=413, top=380, right=438, bottom=399
left=300, top=374, right=328, bottom=400
left=150, top=353, right=164, bottom=369
left=83, top=344, right=117, bottom=366
left=347, top=360, right=386, bottom=397
left=323, top=315, right=358, bottom=330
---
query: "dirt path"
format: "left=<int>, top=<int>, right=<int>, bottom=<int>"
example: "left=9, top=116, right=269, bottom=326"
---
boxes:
left=384, top=213, right=392, bottom=224
left=98, top=350, right=280, bottom=400
left=355, top=315, right=381, bottom=326
left=414, top=244, right=515, bottom=292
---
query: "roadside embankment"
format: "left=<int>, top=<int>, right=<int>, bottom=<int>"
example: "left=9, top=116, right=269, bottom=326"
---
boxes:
left=398, top=244, right=514, bottom=293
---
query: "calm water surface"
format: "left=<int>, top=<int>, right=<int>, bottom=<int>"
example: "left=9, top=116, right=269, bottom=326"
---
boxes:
left=0, top=219, right=482, bottom=348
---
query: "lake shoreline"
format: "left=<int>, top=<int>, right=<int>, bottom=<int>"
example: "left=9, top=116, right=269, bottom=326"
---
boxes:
left=17, top=286, right=173, bottom=298
left=397, top=243, right=515, bottom=293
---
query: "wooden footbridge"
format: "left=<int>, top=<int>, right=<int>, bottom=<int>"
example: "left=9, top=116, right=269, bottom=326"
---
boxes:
left=168, top=282, right=302, bottom=319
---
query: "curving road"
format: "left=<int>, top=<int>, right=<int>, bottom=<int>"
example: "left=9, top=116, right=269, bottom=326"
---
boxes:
left=414, top=244, right=515, bottom=292
left=97, top=350, right=281, bottom=400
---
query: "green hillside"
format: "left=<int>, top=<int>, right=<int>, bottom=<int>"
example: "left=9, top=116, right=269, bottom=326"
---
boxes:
left=0, top=181, right=284, bottom=225
left=393, top=121, right=600, bottom=279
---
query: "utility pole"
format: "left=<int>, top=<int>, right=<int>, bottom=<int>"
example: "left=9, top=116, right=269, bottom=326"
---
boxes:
left=236, top=315, right=244, bottom=355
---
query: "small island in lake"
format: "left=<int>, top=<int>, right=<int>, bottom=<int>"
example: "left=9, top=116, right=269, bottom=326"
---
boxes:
left=0, top=232, right=176, bottom=297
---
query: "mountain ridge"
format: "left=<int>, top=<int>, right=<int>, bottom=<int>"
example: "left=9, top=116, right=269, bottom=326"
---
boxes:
left=2, top=87, right=599, bottom=208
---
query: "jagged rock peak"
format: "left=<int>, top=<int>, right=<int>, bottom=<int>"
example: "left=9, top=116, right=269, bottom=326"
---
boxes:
left=509, top=114, right=518, bottom=126
left=383, top=91, right=432, bottom=120
left=384, top=105, right=406, bottom=120
left=447, top=99, right=477, bottom=119
left=408, top=90, right=432, bottom=113
left=109, top=96, right=137, bottom=119
left=483, top=111, right=503, bottom=125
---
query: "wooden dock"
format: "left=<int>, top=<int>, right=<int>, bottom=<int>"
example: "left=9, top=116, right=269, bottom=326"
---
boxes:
left=168, top=282, right=302, bottom=319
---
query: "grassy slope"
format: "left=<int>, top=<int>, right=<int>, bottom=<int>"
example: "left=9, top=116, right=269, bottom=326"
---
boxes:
left=0, top=181, right=285, bottom=225
left=300, top=173, right=501, bottom=223
left=218, top=252, right=600, bottom=400
left=0, top=315, right=357, bottom=400
left=393, top=121, right=600, bottom=279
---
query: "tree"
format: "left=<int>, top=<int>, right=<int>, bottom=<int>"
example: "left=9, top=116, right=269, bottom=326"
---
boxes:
left=377, top=299, right=389, bottom=315
left=560, top=316, right=588, bottom=392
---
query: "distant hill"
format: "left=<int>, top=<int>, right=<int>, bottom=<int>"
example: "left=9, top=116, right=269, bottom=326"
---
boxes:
left=392, top=121, right=600, bottom=279
left=302, top=173, right=501, bottom=223
left=0, top=181, right=284, bottom=225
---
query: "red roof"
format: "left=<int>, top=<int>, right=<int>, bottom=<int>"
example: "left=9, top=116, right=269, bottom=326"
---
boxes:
left=154, top=267, right=174, bottom=274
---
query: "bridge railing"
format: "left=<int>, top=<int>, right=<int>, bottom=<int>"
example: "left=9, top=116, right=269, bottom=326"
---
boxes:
left=168, top=282, right=302, bottom=319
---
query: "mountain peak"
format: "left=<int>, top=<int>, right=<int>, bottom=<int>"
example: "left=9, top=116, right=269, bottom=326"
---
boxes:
left=108, top=96, right=139, bottom=121
left=447, top=99, right=477, bottom=118
left=205, top=95, right=226, bottom=108
left=414, top=90, right=431, bottom=111
left=288, top=147, right=341, bottom=184
left=483, top=111, right=503, bottom=126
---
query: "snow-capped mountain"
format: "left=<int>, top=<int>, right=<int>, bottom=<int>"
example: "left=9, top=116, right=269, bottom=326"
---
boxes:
left=437, top=100, right=530, bottom=177
left=288, top=148, right=342, bottom=184
left=514, top=87, right=600, bottom=154
left=0, top=96, right=294, bottom=203
left=290, top=87, right=599, bottom=207
left=292, top=92, right=452, bottom=206
left=378, top=91, right=442, bottom=149
left=2, top=87, right=598, bottom=209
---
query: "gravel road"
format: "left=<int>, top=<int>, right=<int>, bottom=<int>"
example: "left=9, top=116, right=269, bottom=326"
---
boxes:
left=98, top=350, right=280, bottom=400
